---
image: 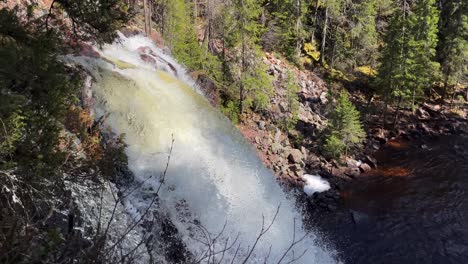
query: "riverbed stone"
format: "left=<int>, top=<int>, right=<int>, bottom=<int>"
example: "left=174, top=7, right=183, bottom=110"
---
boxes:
left=359, top=163, right=372, bottom=173
left=288, top=149, right=304, bottom=164
left=364, top=155, right=377, bottom=168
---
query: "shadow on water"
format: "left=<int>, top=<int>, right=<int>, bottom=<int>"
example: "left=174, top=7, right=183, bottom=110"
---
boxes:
left=311, top=135, right=468, bottom=264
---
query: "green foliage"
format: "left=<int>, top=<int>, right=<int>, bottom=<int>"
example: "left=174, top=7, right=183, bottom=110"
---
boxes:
left=278, top=70, right=300, bottom=131
left=376, top=0, right=440, bottom=109
left=54, top=0, right=131, bottom=44
left=0, top=7, right=80, bottom=175
left=266, top=0, right=308, bottom=62
left=323, top=134, right=345, bottom=160
left=221, top=100, right=240, bottom=124
left=438, top=0, right=468, bottom=98
left=242, top=55, right=274, bottom=112
left=323, top=90, right=365, bottom=158
left=350, top=0, right=379, bottom=68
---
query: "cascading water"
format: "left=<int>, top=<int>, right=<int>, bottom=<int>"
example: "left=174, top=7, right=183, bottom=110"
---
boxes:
left=72, top=33, right=339, bottom=264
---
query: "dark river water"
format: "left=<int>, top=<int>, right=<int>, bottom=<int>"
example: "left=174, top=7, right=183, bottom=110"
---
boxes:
left=317, top=135, right=468, bottom=264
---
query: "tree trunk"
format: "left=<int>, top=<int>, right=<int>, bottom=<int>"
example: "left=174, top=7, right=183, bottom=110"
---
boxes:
left=311, top=0, right=320, bottom=44
left=392, top=96, right=402, bottom=129
left=143, top=0, right=151, bottom=36
left=320, top=6, right=328, bottom=66
left=294, top=0, right=302, bottom=58
left=239, top=0, right=246, bottom=120
left=441, top=69, right=450, bottom=102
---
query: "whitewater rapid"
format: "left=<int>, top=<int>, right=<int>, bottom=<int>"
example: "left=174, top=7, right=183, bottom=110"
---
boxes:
left=73, top=33, right=339, bottom=264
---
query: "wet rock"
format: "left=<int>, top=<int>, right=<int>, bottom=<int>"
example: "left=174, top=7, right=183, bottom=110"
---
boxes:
left=372, top=128, right=387, bottom=144
left=363, top=155, right=378, bottom=168
left=288, top=149, right=304, bottom=164
left=77, top=43, right=101, bottom=58
left=140, top=53, right=157, bottom=65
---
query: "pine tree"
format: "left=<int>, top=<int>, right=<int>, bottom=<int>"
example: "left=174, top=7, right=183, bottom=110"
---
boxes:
left=267, top=0, right=307, bottom=62
left=323, top=90, right=365, bottom=158
left=227, top=0, right=273, bottom=117
left=376, top=0, right=440, bottom=125
left=350, top=0, right=379, bottom=69
left=407, top=0, right=440, bottom=109
left=438, top=0, right=468, bottom=100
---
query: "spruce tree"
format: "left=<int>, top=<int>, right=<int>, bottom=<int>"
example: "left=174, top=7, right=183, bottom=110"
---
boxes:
left=438, top=0, right=468, bottom=100
left=228, top=0, right=273, bottom=117
left=323, top=90, right=365, bottom=159
left=376, top=0, right=440, bottom=125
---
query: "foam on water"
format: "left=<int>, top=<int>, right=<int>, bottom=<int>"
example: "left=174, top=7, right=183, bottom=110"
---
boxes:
left=302, top=174, right=331, bottom=196
left=73, top=33, right=339, bottom=263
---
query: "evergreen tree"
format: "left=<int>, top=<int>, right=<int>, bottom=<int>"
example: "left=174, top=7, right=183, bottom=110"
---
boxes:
left=50, top=0, right=131, bottom=43
left=376, top=0, right=440, bottom=125
left=323, top=90, right=365, bottom=158
left=438, top=0, right=468, bottom=100
left=227, top=0, right=273, bottom=117
left=350, top=0, right=379, bottom=69
left=407, top=0, right=440, bottom=108
left=266, top=0, right=307, bottom=62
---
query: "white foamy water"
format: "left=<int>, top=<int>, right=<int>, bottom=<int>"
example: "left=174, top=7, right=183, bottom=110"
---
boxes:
left=73, top=33, right=339, bottom=263
left=302, top=175, right=331, bottom=196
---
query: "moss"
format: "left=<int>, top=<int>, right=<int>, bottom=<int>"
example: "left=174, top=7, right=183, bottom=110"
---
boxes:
left=303, top=42, right=321, bottom=61
left=356, top=65, right=377, bottom=76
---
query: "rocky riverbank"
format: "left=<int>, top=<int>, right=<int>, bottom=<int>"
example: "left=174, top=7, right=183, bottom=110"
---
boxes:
left=214, top=51, right=468, bottom=211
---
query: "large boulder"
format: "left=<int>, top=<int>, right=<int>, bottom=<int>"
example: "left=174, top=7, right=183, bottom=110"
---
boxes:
left=359, top=163, right=372, bottom=173
left=288, top=149, right=304, bottom=164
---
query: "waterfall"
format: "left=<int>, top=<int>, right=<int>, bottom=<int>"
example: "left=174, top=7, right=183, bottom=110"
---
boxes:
left=72, top=33, right=339, bottom=264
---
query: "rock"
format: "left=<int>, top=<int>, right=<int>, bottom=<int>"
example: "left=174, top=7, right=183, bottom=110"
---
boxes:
left=140, top=53, right=157, bottom=65
left=288, top=149, right=303, bottom=164
left=279, top=101, right=288, bottom=112
left=419, top=123, right=432, bottom=133
left=372, top=128, right=387, bottom=144
left=254, top=136, right=261, bottom=144
left=319, top=92, right=328, bottom=104
left=274, top=129, right=282, bottom=143
left=78, top=43, right=101, bottom=58
left=423, top=103, right=441, bottom=113
left=359, top=163, right=372, bottom=173
left=258, top=121, right=266, bottom=130
left=298, top=107, right=313, bottom=123
left=306, top=153, right=321, bottom=168
left=300, top=146, right=308, bottom=156
left=363, top=155, right=377, bottom=168
left=344, top=167, right=361, bottom=178
left=416, top=108, right=431, bottom=120
left=346, top=158, right=362, bottom=168
left=271, top=143, right=282, bottom=154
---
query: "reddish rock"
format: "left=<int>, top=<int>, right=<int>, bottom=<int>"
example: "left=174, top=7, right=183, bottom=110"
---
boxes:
left=288, top=149, right=303, bottom=164
left=78, top=43, right=101, bottom=58
left=140, top=54, right=157, bottom=65
left=359, top=163, right=372, bottom=173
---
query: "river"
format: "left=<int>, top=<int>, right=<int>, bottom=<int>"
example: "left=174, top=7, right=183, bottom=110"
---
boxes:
left=318, top=135, right=468, bottom=263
